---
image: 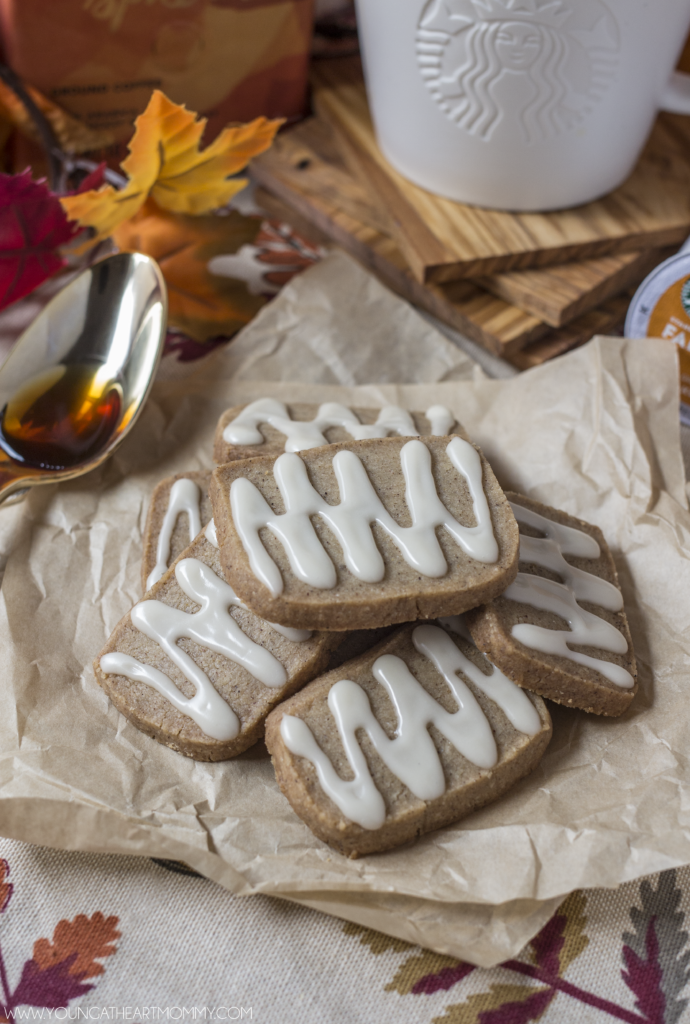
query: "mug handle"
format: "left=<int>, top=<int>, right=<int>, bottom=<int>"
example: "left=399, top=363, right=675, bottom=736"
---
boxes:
left=661, top=71, right=690, bottom=114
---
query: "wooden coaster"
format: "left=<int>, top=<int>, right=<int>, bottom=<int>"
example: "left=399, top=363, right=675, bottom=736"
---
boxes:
left=253, top=117, right=664, bottom=330
left=252, top=123, right=628, bottom=365
left=479, top=249, right=669, bottom=328
left=310, top=58, right=690, bottom=285
left=253, top=134, right=629, bottom=363
left=506, top=295, right=631, bottom=371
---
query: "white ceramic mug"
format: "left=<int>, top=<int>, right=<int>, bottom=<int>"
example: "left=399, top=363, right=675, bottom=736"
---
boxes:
left=355, top=0, right=690, bottom=210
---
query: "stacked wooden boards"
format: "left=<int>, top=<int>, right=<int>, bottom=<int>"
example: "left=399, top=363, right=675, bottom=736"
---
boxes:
left=252, top=115, right=671, bottom=370
left=310, top=58, right=690, bottom=283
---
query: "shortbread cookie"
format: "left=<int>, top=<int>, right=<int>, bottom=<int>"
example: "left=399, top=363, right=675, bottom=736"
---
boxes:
left=466, top=493, right=637, bottom=717
left=96, top=523, right=344, bottom=760
left=265, top=618, right=552, bottom=857
left=210, top=435, right=519, bottom=631
left=213, top=398, right=459, bottom=463
left=142, top=471, right=213, bottom=591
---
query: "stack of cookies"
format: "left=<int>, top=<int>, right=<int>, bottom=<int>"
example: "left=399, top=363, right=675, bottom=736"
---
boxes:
left=95, top=399, right=637, bottom=857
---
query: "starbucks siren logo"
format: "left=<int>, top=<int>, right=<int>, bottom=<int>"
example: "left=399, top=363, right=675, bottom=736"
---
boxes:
left=416, top=0, right=620, bottom=142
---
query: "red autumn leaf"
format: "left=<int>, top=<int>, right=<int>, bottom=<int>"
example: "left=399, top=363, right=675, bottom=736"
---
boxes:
left=0, top=170, right=78, bottom=312
left=32, top=912, right=120, bottom=980
left=73, top=164, right=107, bottom=195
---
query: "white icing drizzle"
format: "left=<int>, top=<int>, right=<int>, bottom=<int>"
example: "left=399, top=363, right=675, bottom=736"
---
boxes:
left=146, top=478, right=202, bottom=589
left=230, top=437, right=498, bottom=596
left=280, top=623, right=540, bottom=830
left=426, top=404, right=455, bottom=436
left=204, top=519, right=312, bottom=642
left=505, top=502, right=633, bottom=689
left=100, top=651, right=239, bottom=742
left=417, top=622, right=541, bottom=736
left=205, top=518, right=218, bottom=548
left=222, top=398, right=455, bottom=452
left=101, top=558, right=292, bottom=741
left=200, top=518, right=314, bottom=642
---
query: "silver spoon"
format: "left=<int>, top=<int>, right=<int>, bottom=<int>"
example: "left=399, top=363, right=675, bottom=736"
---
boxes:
left=0, top=252, right=167, bottom=506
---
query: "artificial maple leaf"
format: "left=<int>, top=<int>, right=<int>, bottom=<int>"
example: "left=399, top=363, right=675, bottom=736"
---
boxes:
left=0, top=170, right=77, bottom=311
left=112, top=198, right=266, bottom=340
left=32, top=912, right=120, bottom=980
left=72, top=164, right=107, bottom=195
left=61, top=90, right=281, bottom=244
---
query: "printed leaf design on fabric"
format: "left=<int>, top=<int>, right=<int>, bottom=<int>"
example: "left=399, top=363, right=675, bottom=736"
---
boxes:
left=32, top=912, right=120, bottom=979
left=529, top=892, right=589, bottom=978
left=0, top=895, right=119, bottom=1016
left=0, top=170, right=78, bottom=311
left=342, top=922, right=413, bottom=956
left=622, top=870, right=690, bottom=1024
left=8, top=915, right=119, bottom=1010
left=385, top=948, right=475, bottom=996
left=622, top=923, right=665, bottom=1024
left=10, top=955, right=95, bottom=1010
left=61, top=91, right=281, bottom=244
left=433, top=983, right=553, bottom=1024
left=555, top=891, right=589, bottom=975
left=0, top=861, right=12, bottom=915
left=372, top=882, right=690, bottom=1024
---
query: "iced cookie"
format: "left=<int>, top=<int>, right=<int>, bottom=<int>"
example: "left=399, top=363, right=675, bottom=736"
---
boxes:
left=265, top=618, right=552, bottom=857
left=96, top=522, right=345, bottom=761
left=213, top=398, right=459, bottom=463
left=142, top=471, right=213, bottom=591
left=466, top=494, right=637, bottom=717
left=209, top=434, right=519, bottom=631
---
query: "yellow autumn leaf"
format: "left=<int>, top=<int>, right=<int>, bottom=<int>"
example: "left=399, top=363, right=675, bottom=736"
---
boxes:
left=61, top=90, right=282, bottom=243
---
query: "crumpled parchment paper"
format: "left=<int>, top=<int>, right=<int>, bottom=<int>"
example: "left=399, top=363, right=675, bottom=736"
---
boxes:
left=0, top=253, right=688, bottom=967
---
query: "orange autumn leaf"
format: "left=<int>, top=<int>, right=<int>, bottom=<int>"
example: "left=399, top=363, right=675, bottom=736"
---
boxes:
left=113, top=198, right=267, bottom=341
left=61, top=90, right=282, bottom=244
left=32, top=912, right=120, bottom=980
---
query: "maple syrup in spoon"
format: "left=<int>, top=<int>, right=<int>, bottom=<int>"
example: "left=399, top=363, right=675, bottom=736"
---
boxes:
left=0, top=363, right=123, bottom=470
left=0, top=253, right=167, bottom=504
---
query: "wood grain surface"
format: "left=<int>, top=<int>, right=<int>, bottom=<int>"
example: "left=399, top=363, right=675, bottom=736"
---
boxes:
left=310, top=58, right=690, bottom=284
left=252, top=122, right=628, bottom=366
left=479, top=249, right=669, bottom=328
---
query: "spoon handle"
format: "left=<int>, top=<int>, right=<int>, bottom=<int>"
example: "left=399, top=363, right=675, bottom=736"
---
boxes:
left=0, top=470, right=31, bottom=507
